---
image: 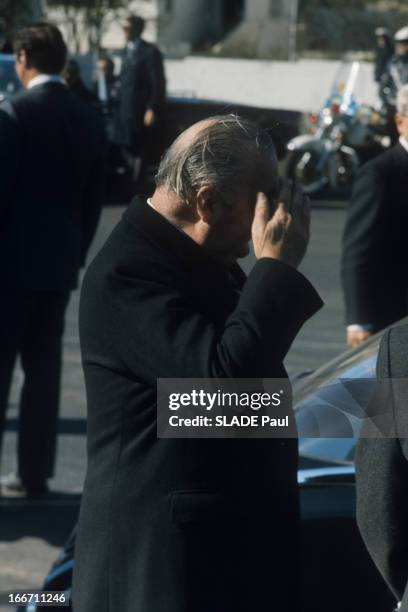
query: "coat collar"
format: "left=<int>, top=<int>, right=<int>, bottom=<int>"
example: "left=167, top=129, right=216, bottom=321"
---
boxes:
left=27, top=74, right=65, bottom=90
left=123, top=196, right=246, bottom=290
left=397, top=137, right=408, bottom=156
left=392, top=141, right=408, bottom=167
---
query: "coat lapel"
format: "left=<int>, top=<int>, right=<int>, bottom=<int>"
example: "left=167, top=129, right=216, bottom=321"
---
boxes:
left=123, top=196, right=247, bottom=321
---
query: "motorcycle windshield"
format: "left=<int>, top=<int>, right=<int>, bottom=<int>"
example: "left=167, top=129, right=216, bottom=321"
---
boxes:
left=324, top=61, right=363, bottom=116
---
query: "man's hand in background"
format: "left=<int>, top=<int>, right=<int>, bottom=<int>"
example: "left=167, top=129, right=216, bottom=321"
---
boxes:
left=144, top=108, right=156, bottom=127
left=347, top=329, right=372, bottom=348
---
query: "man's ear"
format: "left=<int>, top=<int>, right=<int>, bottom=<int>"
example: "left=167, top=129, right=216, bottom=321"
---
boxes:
left=17, top=50, right=26, bottom=65
left=195, top=186, right=223, bottom=224
left=395, top=112, right=403, bottom=134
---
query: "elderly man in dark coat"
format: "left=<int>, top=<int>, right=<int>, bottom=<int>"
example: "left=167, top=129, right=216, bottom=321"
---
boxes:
left=72, top=115, right=323, bottom=612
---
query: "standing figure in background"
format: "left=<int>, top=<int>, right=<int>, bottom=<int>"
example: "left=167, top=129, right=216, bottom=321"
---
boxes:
left=63, top=58, right=97, bottom=105
left=0, top=23, right=106, bottom=498
left=381, top=26, right=408, bottom=107
left=95, top=56, right=118, bottom=115
left=341, top=85, right=408, bottom=348
left=374, top=28, right=394, bottom=87
left=113, top=14, right=166, bottom=184
left=95, top=56, right=120, bottom=139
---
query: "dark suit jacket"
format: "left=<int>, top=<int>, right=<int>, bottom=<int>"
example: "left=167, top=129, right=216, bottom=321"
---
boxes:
left=356, top=324, right=408, bottom=610
left=0, top=82, right=106, bottom=291
left=72, top=197, right=323, bottom=612
left=341, top=143, right=408, bottom=331
left=113, top=39, right=166, bottom=150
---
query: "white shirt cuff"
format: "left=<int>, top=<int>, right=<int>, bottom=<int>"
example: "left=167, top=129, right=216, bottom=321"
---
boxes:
left=347, top=324, right=373, bottom=332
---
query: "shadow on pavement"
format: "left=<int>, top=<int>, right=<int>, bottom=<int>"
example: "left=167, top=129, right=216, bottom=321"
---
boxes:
left=0, top=496, right=80, bottom=547
left=5, top=419, right=86, bottom=436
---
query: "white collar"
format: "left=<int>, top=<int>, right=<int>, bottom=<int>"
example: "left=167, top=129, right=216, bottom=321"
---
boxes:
left=126, top=39, right=141, bottom=51
left=27, top=74, right=65, bottom=90
left=147, top=198, right=184, bottom=233
left=400, top=136, right=408, bottom=154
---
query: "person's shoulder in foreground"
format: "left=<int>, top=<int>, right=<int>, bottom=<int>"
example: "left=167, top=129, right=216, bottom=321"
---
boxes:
left=356, top=320, right=408, bottom=611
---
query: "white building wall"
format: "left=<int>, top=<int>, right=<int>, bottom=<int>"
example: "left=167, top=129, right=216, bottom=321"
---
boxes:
left=245, top=0, right=294, bottom=20
left=245, top=0, right=271, bottom=20
left=158, top=0, right=223, bottom=54
left=45, top=0, right=160, bottom=53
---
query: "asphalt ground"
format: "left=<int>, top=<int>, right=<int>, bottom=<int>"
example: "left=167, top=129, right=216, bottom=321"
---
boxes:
left=0, top=201, right=347, bottom=610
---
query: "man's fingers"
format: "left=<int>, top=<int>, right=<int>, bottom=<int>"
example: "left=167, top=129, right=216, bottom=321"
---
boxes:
left=254, top=192, right=270, bottom=218
left=251, top=193, right=271, bottom=257
left=274, top=180, right=305, bottom=216
left=252, top=192, right=270, bottom=233
left=271, top=202, right=290, bottom=227
left=253, top=183, right=309, bottom=268
left=274, top=180, right=292, bottom=213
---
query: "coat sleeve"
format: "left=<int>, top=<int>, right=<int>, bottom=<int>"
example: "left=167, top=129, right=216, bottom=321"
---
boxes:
left=0, top=104, right=20, bottom=221
left=145, top=46, right=166, bottom=111
left=355, top=328, right=408, bottom=602
left=104, top=257, right=323, bottom=382
left=79, top=116, right=107, bottom=266
left=341, top=160, right=387, bottom=326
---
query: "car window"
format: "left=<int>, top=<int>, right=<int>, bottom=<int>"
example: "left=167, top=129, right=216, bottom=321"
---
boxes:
left=295, top=346, right=379, bottom=465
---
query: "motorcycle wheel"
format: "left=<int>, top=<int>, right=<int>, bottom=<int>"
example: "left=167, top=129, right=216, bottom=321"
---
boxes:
left=282, top=149, right=330, bottom=198
left=282, top=147, right=357, bottom=200
left=327, top=146, right=359, bottom=199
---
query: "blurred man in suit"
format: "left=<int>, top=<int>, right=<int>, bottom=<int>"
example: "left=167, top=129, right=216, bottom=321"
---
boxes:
left=0, top=23, right=106, bottom=498
left=72, top=115, right=323, bottom=612
left=356, top=323, right=408, bottom=611
left=341, top=84, right=408, bottom=348
left=374, top=27, right=394, bottom=86
left=381, top=27, right=408, bottom=106
left=113, top=14, right=166, bottom=182
left=63, top=59, right=97, bottom=105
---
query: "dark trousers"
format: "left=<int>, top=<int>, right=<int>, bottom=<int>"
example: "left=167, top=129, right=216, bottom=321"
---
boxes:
left=0, top=291, right=70, bottom=484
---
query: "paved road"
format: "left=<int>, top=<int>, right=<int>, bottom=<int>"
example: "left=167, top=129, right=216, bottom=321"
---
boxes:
left=0, top=202, right=346, bottom=609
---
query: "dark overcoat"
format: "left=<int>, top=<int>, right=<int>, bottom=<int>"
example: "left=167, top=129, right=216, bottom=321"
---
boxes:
left=72, top=197, right=322, bottom=612
left=341, top=142, right=408, bottom=331
left=0, top=82, right=106, bottom=291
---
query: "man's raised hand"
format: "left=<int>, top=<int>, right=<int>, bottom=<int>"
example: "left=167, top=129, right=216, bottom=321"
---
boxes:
left=251, top=181, right=310, bottom=268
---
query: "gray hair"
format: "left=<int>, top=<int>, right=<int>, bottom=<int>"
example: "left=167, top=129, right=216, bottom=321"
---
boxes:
left=155, top=114, right=278, bottom=205
left=397, top=85, right=408, bottom=116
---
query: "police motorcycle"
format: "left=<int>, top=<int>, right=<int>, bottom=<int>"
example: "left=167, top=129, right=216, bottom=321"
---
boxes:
left=283, top=62, right=389, bottom=198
